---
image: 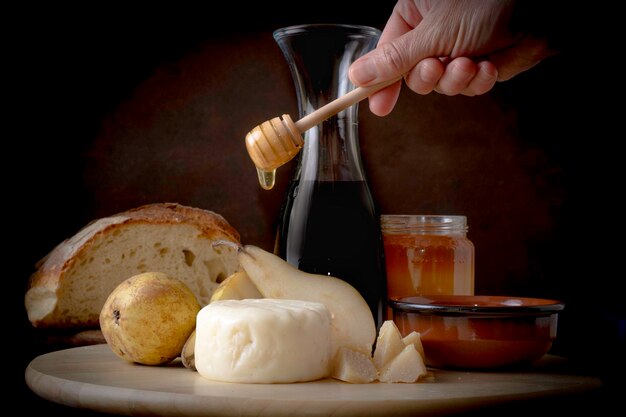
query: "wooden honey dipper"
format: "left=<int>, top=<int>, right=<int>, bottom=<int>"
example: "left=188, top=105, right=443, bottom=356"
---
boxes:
left=245, top=76, right=402, bottom=189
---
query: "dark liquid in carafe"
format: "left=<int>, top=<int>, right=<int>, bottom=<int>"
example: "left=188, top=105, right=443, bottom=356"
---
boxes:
left=277, top=179, right=386, bottom=326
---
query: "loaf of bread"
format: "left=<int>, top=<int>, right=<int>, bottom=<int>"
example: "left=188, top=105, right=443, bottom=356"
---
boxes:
left=25, top=203, right=241, bottom=329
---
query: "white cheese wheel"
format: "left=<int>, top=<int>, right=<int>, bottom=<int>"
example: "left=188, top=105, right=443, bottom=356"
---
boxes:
left=195, top=299, right=332, bottom=383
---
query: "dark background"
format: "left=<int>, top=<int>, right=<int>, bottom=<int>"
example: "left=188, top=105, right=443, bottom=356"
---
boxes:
left=10, top=2, right=622, bottom=414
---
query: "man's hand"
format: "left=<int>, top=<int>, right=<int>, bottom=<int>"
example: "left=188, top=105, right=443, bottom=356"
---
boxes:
left=350, top=0, right=552, bottom=116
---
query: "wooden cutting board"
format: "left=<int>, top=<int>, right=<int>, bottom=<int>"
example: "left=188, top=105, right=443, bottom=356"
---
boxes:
left=26, top=345, right=600, bottom=417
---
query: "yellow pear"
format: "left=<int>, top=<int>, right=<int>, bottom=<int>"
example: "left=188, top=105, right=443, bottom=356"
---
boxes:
left=99, top=272, right=200, bottom=365
left=181, top=329, right=196, bottom=370
left=209, top=270, right=262, bottom=302
left=379, top=344, right=427, bottom=383
left=331, top=347, right=378, bottom=383
left=402, top=331, right=425, bottom=360
left=373, top=320, right=406, bottom=369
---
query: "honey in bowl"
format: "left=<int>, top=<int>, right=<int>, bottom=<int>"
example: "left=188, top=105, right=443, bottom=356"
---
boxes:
left=389, top=295, right=565, bottom=369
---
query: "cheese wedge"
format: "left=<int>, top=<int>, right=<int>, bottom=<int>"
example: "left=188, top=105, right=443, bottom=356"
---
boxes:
left=195, top=299, right=332, bottom=383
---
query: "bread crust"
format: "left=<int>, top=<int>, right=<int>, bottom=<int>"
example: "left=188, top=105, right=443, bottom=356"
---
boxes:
left=26, top=203, right=240, bottom=329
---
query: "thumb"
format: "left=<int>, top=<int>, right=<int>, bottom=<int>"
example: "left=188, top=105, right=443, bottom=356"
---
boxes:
left=349, top=26, right=436, bottom=86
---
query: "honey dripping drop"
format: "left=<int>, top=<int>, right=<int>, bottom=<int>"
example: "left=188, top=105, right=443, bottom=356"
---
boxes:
left=256, top=167, right=277, bottom=190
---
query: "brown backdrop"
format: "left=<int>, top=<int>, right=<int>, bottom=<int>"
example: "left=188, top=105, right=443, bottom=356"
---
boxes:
left=11, top=2, right=621, bottom=413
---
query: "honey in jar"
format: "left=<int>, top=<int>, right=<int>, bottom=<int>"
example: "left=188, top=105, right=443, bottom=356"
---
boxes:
left=381, top=215, right=474, bottom=299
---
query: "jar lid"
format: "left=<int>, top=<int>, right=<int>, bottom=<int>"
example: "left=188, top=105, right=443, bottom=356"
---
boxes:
left=380, top=215, right=468, bottom=234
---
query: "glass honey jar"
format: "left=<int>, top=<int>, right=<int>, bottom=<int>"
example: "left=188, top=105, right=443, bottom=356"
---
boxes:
left=381, top=215, right=474, bottom=299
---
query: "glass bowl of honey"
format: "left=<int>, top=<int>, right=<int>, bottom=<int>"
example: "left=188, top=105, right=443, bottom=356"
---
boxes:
left=389, top=295, right=564, bottom=370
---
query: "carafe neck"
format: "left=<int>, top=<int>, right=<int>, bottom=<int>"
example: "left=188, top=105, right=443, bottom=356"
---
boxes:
left=273, top=24, right=380, bottom=183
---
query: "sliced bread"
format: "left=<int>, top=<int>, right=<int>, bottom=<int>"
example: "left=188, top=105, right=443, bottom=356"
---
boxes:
left=25, top=203, right=241, bottom=329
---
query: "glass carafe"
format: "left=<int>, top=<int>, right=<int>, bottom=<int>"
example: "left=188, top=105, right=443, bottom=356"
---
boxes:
left=273, top=24, right=386, bottom=328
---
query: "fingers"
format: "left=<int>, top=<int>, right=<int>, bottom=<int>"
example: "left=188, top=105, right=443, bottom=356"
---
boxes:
left=367, top=81, right=403, bottom=117
left=366, top=58, right=497, bottom=115
left=367, top=57, right=498, bottom=115
left=461, top=61, right=498, bottom=96
left=433, top=57, right=477, bottom=95
left=405, top=58, right=445, bottom=94
left=404, top=57, right=498, bottom=97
